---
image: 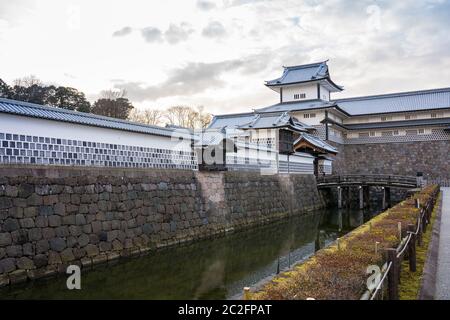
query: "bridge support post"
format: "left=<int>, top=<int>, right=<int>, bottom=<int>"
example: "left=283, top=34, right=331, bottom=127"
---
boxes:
left=346, top=187, right=351, bottom=208
left=364, top=186, right=370, bottom=209
left=386, top=187, right=391, bottom=208
left=359, top=186, right=364, bottom=209
left=337, top=187, right=342, bottom=209
left=382, top=187, right=392, bottom=209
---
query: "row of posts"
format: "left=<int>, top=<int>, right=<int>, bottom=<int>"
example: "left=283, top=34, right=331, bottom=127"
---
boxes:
left=385, top=195, right=436, bottom=300
left=337, top=186, right=391, bottom=210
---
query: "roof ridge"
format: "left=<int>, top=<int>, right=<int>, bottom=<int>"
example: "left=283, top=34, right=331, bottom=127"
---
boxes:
left=283, top=61, right=327, bottom=70
left=0, top=97, right=176, bottom=133
left=333, top=87, right=450, bottom=102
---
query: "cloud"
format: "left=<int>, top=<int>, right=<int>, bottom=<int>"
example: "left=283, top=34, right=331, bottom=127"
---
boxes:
left=141, top=27, right=163, bottom=43
left=202, top=21, right=226, bottom=38
left=112, top=51, right=275, bottom=104
left=196, top=0, right=217, bottom=11
left=164, top=23, right=194, bottom=45
left=114, top=59, right=246, bottom=101
left=112, top=26, right=133, bottom=37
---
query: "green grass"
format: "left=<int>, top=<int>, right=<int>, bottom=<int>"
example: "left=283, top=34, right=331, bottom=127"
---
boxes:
left=399, top=192, right=441, bottom=300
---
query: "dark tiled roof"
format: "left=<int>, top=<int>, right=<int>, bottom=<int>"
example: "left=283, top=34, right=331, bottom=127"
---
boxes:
left=256, top=87, right=450, bottom=116
left=265, top=61, right=343, bottom=91
left=294, top=133, right=338, bottom=154
left=0, top=98, right=192, bottom=138
left=255, top=100, right=338, bottom=113
left=209, top=111, right=311, bottom=132
left=333, top=87, right=450, bottom=115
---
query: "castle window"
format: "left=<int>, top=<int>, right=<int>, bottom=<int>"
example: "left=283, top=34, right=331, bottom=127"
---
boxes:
left=418, top=129, right=425, bottom=135
left=431, top=112, right=443, bottom=118
left=381, top=116, right=392, bottom=122
left=370, top=131, right=376, bottom=137
left=294, top=93, right=306, bottom=100
left=405, top=114, right=417, bottom=120
left=393, top=130, right=400, bottom=136
left=303, top=113, right=316, bottom=119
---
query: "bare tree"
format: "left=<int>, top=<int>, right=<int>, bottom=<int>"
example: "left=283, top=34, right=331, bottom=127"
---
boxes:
left=197, top=106, right=213, bottom=129
left=165, top=105, right=212, bottom=129
left=13, top=75, right=43, bottom=88
left=129, top=108, right=163, bottom=126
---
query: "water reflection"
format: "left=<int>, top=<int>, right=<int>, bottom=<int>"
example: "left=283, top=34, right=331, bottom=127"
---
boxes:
left=0, top=206, right=380, bottom=300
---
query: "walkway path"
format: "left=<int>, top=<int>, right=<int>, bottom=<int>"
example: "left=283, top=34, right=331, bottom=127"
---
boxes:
left=436, top=187, right=450, bottom=300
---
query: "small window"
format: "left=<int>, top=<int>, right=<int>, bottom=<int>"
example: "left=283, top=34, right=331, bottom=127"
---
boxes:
left=294, top=93, right=306, bottom=100
left=359, top=132, right=369, bottom=138
left=303, top=114, right=310, bottom=119
left=381, top=116, right=391, bottom=122
left=418, top=129, right=425, bottom=135
left=431, top=112, right=443, bottom=118
left=405, top=114, right=417, bottom=120
left=370, top=131, right=376, bottom=137
left=393, top=130, right=400, bottom=136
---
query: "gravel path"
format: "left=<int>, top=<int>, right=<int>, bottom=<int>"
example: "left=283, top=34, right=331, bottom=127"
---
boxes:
left=436, top=187, right=450, bottom=300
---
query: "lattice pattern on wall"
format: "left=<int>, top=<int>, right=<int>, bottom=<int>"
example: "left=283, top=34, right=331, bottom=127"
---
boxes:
left=251, top=138, right=276, bottom=149
left=310, top=125, right=450, bottom=146
left=312, top=125, right=327, bottom=140
left=0, top=132, right=197, bottom=170
left=279, top=161, right=314, bottom=174
left=344, top=128, right=450, bottom=145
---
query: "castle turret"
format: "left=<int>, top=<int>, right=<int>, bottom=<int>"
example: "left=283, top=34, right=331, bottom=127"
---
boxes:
left=265, top=61, right=343, bottom=103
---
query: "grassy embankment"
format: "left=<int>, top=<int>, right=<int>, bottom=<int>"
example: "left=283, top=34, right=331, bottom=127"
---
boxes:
left=251, top=185, right=439, bottom=300
left=398, top=192, right=441, bottom=299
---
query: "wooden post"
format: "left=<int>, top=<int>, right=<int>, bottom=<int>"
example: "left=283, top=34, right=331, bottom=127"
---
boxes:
left=243, top=287, right=251, bottom=300
left=359, top=186, right=364, bottom=209
left=422, top=209, right=427, bottom=233
left=382, top=187, right=387, bottom=209
left=386, top=187, right=391, bottom=208
left=347, top=187, right=351, bottom=208
left=408, top=224, right=417, bottom=272
left=387, top=248, right=399, bottom=300
left=364, top=186, right=370, bottom=209
left=417, top=222, right=423, bottom=247
left=338, top=187, right=342, bottom=209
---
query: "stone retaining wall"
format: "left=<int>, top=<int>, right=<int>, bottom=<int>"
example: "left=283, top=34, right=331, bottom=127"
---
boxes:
left=0, top=166, right=322, bottom=286
left=331, top=141, right=450, bottom=182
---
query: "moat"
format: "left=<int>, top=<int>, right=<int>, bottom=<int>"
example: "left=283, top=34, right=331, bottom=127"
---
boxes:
left=0, top=206, right=381, bottom=300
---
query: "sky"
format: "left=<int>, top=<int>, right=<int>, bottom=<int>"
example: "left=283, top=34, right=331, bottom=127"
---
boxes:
left=1, top=0, right=450, bottom=116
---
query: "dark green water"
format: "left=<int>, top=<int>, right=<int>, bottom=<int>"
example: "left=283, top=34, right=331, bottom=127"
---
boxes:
left=0, top=206, right=379, bottom=300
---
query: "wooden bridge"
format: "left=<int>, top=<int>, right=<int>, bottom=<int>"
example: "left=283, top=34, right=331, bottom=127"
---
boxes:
left=316, top=174, right=420, bottom=209
left=317, top=174, right=419, bottom=189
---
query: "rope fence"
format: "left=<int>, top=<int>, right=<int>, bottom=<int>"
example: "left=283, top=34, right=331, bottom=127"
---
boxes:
left=361, top=187, right=439, bottom=300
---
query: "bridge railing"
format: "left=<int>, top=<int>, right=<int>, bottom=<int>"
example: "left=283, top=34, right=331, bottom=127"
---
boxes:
left=317, top=174, right=418, bottom=187
left=360, top=187, right=439, bottom=300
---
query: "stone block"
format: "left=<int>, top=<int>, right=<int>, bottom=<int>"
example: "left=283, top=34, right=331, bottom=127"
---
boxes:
left=3, top=218, right=19, bottom=232
left=49, top=238, right=66, bottom=252
left=0, top=233, right=12, bottom=247
left=17, top=257, right=34, bottom=270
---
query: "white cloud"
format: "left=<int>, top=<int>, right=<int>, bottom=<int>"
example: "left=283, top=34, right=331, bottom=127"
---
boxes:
left=0, top=0, right=449, bottom=115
